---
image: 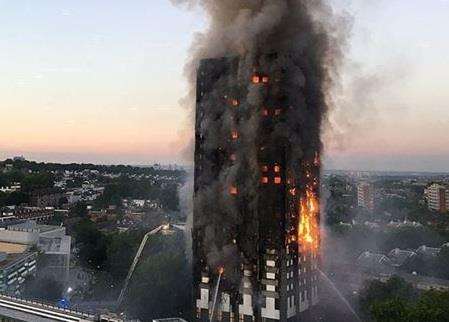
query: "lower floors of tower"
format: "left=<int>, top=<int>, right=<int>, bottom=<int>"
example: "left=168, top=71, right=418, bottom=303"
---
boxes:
left=194, top=252, right=320, bottom=321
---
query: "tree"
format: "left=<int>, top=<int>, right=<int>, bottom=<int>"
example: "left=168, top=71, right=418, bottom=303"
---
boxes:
left=435, top=246, right=449, bottom=279
left=370, top=298, right=410, bottom=322
left=360, top=277, right=449, bottom=322
left=158, top=183, right=180, bottom=211
left=73, top=219, right=108, bottom=269
left=105, top=231, right=143, bottom=280
left=359, top=276, right=415, bottom=317
left=48, top=212, right=64, bottom=226
left=125, top=233, right=191, bottom=320
left=0, top=191, right=29, bottom=207
left=21, top=172, right=54, bottom=192
left=70, top=202, right=88, bottom=218
left=409, top=291, right=449, bottom=322
left=324, top=175, right=355, bottom=226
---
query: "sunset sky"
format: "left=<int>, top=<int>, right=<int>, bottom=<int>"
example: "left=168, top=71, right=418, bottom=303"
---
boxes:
left=1, top=0, right=448, bottom=171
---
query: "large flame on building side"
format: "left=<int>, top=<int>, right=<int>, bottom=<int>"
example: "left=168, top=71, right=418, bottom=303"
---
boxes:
left=299, top=184, right=320, bottom=251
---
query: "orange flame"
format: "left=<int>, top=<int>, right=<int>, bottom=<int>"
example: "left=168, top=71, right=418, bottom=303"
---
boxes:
left=299, top=188, right=319, bottom=250
left=314, top=152, right=320, bottom=166
left=252, top=75, right=260, bottom=84
left=218, top=267, right=224, bottom=274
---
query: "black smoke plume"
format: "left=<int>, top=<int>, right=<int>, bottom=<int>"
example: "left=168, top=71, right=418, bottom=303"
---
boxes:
left=174, top=0, right=349, bottom=289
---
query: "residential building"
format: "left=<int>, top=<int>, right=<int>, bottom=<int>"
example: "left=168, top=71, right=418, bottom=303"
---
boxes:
left=356, top=251, right=394, bottom=274
left=357, top=182, right=375, bottom=211
left=0, top=183, right=21, bottom=193
left=193, top=56, right=321, bottom=321
left=416, top=245, right=440, bottom=258
left=388, top=249, right=417, bottom=268
left=0, top=220, right=71, bottom=283
left=0, top=251, right=37, bottom=295
left=425, top=183, right=449, bottom=213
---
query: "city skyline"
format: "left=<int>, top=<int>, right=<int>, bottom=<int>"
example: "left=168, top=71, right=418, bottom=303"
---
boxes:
left=1, top=0, right=449, bottom=171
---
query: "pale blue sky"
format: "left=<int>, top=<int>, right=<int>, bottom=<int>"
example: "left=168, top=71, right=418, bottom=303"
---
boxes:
left=0, top=1, right=448, bottom=171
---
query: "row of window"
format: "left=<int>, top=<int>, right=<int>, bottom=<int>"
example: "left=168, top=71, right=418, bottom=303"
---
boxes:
left=266, top=284, right=276, bottom=292
left=261, top=165, right=281, bottom=173
left=252, top=75, right=269, bottom=84
left=261, top=176, right=282, bottom=184
left=262, top=108, right=282, bottom=117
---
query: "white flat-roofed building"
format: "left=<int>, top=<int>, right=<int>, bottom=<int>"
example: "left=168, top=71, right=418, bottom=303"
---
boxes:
left=0, top=221, right=71, bottom=283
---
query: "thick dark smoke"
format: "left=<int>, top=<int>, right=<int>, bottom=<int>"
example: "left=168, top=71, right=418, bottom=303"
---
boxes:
left=174, top=0, right=348, bottom=130
left=174, top=0, right=349, bottom=284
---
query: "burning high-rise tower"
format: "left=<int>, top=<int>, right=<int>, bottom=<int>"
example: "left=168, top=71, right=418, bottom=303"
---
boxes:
left=184, top=1, right=345, bottom=321
left=193, top=52, right=321, bottom=321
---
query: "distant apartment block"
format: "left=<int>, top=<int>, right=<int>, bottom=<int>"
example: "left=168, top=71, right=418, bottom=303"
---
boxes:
left=425, top=183, right=449, bottom=213
left=357, top=182, right=375, bottom=211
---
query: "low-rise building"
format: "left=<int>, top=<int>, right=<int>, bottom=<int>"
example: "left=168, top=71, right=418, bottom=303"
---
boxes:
left=124, top=212, right=144, bottom=223
left=416, top=245, right=441, bottom=258
left=387, top=220, right=423, bottom=229
left=0, top=221, right=71, bottom=283
left=357, top=243, right=448, bottom=276
left=0, top=183, right=21, bottom=193
left=89, top=210, right=116, bottom=223
left=388, top=248, right=417, bottom=268
left=0, top=250, right=37, bottom=295
left=356, top=251, right=394, bottom=274
left=13, top=207, right=55, bottom=222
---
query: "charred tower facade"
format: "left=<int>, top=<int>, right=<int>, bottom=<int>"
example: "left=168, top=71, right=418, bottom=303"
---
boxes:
left=193, top=52, right=322, bottom=322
